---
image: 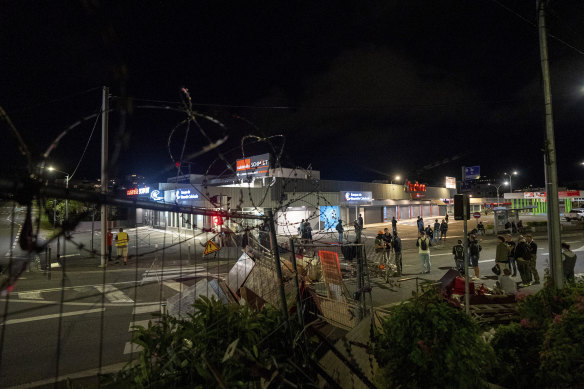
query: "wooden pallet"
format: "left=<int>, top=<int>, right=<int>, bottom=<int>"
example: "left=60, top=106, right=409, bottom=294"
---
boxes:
left=468, top=303, right=519, bottom=324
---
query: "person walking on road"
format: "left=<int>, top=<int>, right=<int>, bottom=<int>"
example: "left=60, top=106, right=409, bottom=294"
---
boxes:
left=417, top=216, right=424, bottom=233
left=561, top=242, right=577, bottom=284
left=515, top=236, right=532, bottom=287
left=440, top=219, right=448, bottom=241
left=505, top=234, right=517, bottom=277
left=452, top=239, right=465, bottom=274
left=416, top=231, right=431, bottom=274
left=495, top=235, right=510, bottom=275
left=336, top=219, right=344, bottom=244
left=106, top=229, right=114, bottom=262
left=115, top=227, right=130, bottom=265
left=526, top=234, right=540, bottom=284
left=469, top=234, right=482, bottom=280
left=391, top=216, right=397, bottom=234
left=433, top=219, right=440, bottom=244
left=392, top=232, right=403, bottom=276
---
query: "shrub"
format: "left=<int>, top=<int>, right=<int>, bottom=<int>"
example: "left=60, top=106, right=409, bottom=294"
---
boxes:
left=538, top=301, right=584, bottom=387
left=489, top=322, right=544, bottom=388
left=103, top=296, right=314, bottom=388
left=374, top=292, right=494, bottom=389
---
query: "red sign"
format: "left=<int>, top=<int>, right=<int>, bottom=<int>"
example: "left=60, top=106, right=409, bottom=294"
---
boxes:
left=473, top=212, right=481, bottom=219
left=127, top=188, right=139, bottom=196
left=405, top=181, right=426, bottom=192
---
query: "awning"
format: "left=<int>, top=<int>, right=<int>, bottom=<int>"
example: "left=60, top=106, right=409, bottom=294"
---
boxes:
left=431, top=199, right=447, bottom=205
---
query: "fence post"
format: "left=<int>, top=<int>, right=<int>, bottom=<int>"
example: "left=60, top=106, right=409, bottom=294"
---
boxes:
left=266, top=209, right=288, bottom=321
left=356, top=244, right=363, bottom=321
left=289, top=238, right=303, bottom=328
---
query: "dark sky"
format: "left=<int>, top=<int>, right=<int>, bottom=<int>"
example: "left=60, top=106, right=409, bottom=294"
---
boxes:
left=2, top=1, right=584, bottom=188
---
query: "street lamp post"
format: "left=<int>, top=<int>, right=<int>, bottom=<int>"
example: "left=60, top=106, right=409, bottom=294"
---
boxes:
left=489, top=182, right=508, bottom=206
left=503, top=171, right=518, bottom=193
left=48, top=167, right=70, bottom=261
left=391, top=175, right=401, bottom=184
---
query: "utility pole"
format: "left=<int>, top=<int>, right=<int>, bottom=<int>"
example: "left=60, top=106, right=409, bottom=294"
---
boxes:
left=538, top=0, right=563, bottom=288
left=100, top=86, right=109, bottom=267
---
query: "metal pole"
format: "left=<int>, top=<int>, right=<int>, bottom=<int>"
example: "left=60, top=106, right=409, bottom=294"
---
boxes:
left=63, top=174, right=69, bottom=259
left=463, top=194, right=470, bottom=315
left=53, top=198, right=56, bottom=228
left=100, top=86, right=109, bottom=267
left=91, top=207, right=95, bottom=253
left=538, top=0, right=563, bottom=288
left=266, top=209, right=288, bottom=321
left=289, top=238, right=304, bottom=328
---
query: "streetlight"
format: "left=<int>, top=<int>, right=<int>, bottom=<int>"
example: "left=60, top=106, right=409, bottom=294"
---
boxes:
left=391, top=175, right=401, bottom=184
left=48, top=167, right=70, bottom=223
left=489, top=181, right=508, bottom=207
left=503, top=171, right=518, bottom=193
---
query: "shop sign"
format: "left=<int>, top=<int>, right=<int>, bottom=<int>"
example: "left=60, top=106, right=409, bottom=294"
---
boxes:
left=340, top=191, right=372, bottom=205
left=176, top=189, right=199, bottom=200
left=150, top=190, right=164, bottom=202
left=445, top=176, right=456, bottom=189
left=559, top=190, right=581, bottom=198
left=405, top=181, right=426, bottom=192
left=236, top=153, right=270, bottom=177
left=524, top=192, right=546, bottom=199
left=127, top=186, right=150, bottom=196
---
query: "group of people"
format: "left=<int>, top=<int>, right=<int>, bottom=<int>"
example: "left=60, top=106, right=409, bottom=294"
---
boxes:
left=298, top=219, right=313, bottom=242
left=106, top=227, right=130, bottom=265
left=374, top=227, right=403, bottom=279
left=494, top=234, right=540, bottom=287
left=417, top=216, right=449, bottom=244
left=451, top=234, right=482, bottom=279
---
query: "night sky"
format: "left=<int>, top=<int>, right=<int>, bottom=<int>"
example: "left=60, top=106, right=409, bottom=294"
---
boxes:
left=2, top=1, right=584, bottom=188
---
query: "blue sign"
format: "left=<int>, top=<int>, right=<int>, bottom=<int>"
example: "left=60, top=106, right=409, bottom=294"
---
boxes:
left=319, top=206, right=340, bottom=231
left=150, top=190, right=164, bottom=202
left=464, top=166, right=480, bottom=181
left=176, top=189, right=199, bottom=200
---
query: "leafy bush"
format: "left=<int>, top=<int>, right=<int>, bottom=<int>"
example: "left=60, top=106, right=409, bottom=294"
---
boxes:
left=489, top=322, right=544, bottom=388
left=374, top=292, right=494, bottom=389
left=103, top=296, right=314, bottom=388
left=538, top=301, right=584, bottom=387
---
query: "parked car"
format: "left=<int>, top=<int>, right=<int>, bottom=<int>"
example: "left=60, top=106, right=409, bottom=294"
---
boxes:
left=565, top=208, right=584, bottom=221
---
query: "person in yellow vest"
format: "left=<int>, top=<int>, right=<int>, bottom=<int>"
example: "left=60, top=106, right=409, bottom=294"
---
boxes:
left=115, top=227, right=129, bottom=265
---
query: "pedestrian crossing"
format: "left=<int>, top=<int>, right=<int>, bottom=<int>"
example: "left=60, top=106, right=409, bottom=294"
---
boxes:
left=124, top=303, right=162, bottom=355
left=140, top=265, right=226, bottom=283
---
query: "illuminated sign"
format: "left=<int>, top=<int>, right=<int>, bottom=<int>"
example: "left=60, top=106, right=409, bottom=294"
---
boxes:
left=340, top=191, right=372, bottom=205
left=150, top=190, right=164, bottom=202
left=127, top=187, right=150, bottom=196
left=445, top=176, right=456, bottom=189
left=236, top=153, right=270, bottom=177
left=176, top=189, right=199, bottom=200
left=405, top=181, right=426, bottom=192
left=464, top=166, right=480, bottom=181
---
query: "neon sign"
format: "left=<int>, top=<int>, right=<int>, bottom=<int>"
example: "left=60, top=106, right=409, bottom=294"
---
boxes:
left=405, top=181, right=426, bottom=192
left=236, top=153, right=270, bottom=177
left=340, top=191, right=373, bottom=205
left=150, top=190, right=164, bottom=201
left=127, top=187, right=150, bottom=196
left=176, top=189, right=199, bottom=200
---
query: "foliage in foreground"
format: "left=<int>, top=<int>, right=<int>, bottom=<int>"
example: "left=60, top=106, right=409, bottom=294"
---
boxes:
left=102, top=296, right=315, bottom=388
left=374, top=292, right=494, bottom=389
left=490, top=279, right=584, bottom=388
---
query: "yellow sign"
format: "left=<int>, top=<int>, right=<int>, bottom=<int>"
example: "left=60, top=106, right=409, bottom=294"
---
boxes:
left=203, top=240, right=220, bottom=255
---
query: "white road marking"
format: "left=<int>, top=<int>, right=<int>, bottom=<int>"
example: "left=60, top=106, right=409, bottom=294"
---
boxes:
left=18, top=291, right=42, bottom=300
left=93, top=285, right=134, bottom=303
left=133, top=304, right=161, bottom=315
left=0, top=308, right=105, bottom=326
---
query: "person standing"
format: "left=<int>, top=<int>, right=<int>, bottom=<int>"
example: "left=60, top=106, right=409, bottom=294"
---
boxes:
left=115, top=227, right=130, bottom=265
left=391, top=216, right=397, bottom=234
left=505, top=234, right=517, bottom=277
left=433, top=219, right=440, bottom=244
left=469, top=234, right=482, bottom=280
left=374, top=230, right=386, bottom=265
left=514, top=236, right=532, bottom=287
left=383, top=228, right=393, bottom=269
left=354, top=219, right=362, bottom=243
left=440, top=219, right=448, bottom=241
left=452, top=239, right=465, bottom=274
left=357, top=213, right=364, bottom=230
left=561, top=242, right=577, bottom=283
left=416, top=216, right=424, bottom=233
left=495, top=235, right=510, bottom=274
left=335, top=219, right=344, bottom=244
left=298, top=219, right=305, bottom=239
left=106, top=229, right=114, bottom=262
left=445, top=213, right=449, bottom=223
left=425, top=225, right=433, bottom=243
left=525, top=234, right=540, bottom=285
left=304, top=220, right=312, bottom=242
left=392, top=232, right=403, bottom=276
left=416, top=231, right=431, bottom=274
